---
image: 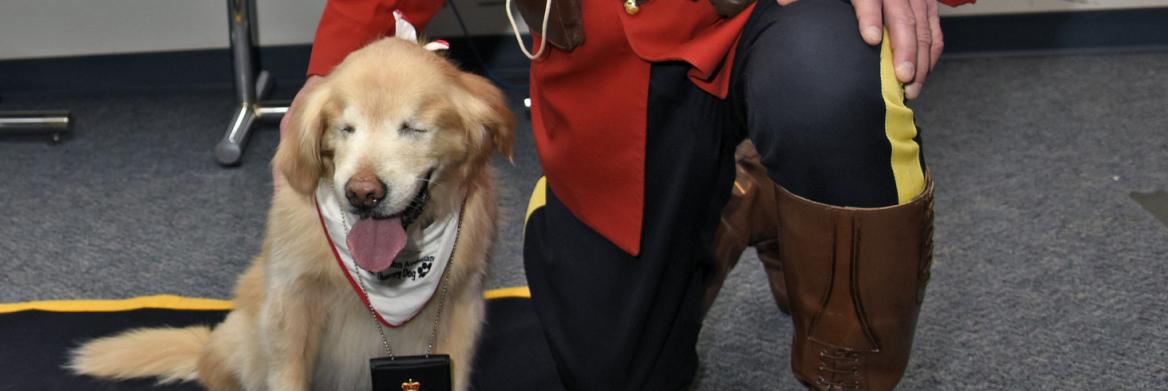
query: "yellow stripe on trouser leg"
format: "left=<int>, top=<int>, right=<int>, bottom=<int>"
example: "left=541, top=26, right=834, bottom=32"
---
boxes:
left=524, top=176, right=548, bottom=233
left=879, top=30, right=926, bottom=204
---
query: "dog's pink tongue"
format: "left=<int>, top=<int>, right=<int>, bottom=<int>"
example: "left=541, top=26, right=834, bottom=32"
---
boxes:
left=346, top=217, right=406, bottom=273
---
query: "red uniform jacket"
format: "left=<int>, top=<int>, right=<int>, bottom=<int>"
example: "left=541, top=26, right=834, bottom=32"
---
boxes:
left=309, top=0, right=975, bottom=256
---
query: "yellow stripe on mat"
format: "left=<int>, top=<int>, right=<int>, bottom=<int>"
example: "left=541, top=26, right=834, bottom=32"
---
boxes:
left=0, top=295, right=233, bottom=314
left=879, top=30, right=926, bottom=204
left=0, top=287, right=533, bottom=314
left=483, top=286, right=532, bottom=300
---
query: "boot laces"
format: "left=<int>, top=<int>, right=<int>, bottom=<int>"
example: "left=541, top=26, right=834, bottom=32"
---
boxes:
left=816, top=348, right=863, bottom=390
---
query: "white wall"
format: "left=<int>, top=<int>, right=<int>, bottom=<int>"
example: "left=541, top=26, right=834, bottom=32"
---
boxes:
left=0, top=0, right=1164, bottom=60
left=939, top=0, right=1168, bottom=16
left=0, top=0, right=514, bottom=60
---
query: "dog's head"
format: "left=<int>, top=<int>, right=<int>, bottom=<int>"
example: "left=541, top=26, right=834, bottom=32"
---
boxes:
left=274, top=38, right=514, bottom=228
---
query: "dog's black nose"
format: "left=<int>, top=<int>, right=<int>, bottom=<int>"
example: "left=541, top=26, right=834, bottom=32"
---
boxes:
left=345, top=173, right=387, bottom=211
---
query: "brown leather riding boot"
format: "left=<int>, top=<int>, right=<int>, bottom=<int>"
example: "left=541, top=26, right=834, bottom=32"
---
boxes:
left=779, top=175, right=934, bottom=391
left=704, top=141, right=789, bottom=314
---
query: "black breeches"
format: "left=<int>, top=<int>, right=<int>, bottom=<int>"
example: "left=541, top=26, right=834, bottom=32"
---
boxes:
left=524, top=1, right=927, bottom=390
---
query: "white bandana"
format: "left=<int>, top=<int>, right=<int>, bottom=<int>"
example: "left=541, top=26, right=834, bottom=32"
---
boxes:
left=314, top=182, right=462, bottom=327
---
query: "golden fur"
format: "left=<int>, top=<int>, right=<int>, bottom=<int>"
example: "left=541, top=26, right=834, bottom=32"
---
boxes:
left=70, top=38, right=515, bottom=391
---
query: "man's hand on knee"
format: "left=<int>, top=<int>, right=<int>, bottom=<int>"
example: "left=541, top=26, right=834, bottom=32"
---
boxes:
left=846, top=0, right=943, bottom=100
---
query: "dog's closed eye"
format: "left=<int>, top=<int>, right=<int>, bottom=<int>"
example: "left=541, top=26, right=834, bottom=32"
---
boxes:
left=399, top=124, right=428, bottom=134
left=340, top=125, right=355, bottom=134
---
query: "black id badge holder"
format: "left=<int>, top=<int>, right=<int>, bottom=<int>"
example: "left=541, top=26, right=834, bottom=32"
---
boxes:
left=370, top=354, right=452, bottom=391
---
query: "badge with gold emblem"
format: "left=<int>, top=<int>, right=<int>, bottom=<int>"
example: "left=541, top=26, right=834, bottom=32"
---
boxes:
left=624, top=0, right=640, bottom=15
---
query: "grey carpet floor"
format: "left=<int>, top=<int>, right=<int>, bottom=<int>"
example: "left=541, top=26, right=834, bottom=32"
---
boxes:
left=2, top=51, right=1166, bottom=390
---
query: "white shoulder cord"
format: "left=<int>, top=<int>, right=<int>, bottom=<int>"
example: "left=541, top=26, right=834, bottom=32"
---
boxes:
left=505, top=0, right=552, bottom=60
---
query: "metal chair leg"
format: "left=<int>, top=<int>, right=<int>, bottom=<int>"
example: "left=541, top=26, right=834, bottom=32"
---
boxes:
left=215, top=0, right=288, bottom=166
left=0, top=111, right=72, bottom=144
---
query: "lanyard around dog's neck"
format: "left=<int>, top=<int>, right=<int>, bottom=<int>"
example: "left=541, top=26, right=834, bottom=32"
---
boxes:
left=336, top=194, right=465, bottom=358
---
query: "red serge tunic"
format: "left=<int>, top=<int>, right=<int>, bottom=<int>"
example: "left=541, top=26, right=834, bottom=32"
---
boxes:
left=308, top=0, right=976, bottom=256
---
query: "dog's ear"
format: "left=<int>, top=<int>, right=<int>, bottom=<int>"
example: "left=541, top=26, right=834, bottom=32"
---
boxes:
left=455, top=72, right=515, bottom=163
left=274, top=83, right=334, bottom=194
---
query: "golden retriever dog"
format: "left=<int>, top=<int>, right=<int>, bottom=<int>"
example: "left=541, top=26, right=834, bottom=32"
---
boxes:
left=69, top=37, right=514, bottom=391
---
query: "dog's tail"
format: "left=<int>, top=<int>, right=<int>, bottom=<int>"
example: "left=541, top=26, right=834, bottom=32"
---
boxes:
left=68, top=325, right=210, bottom=384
